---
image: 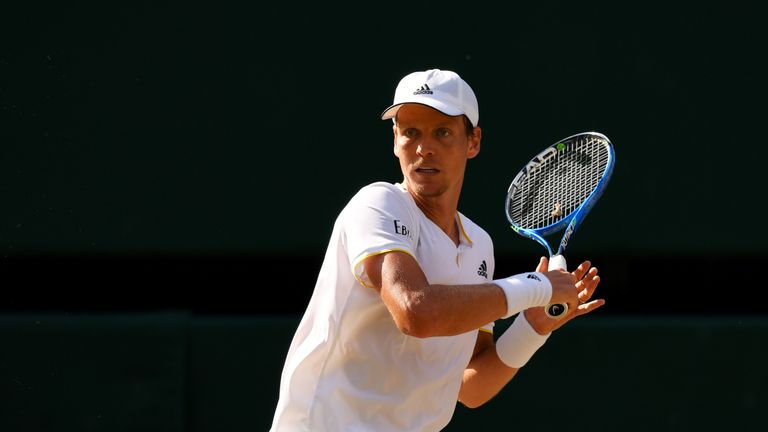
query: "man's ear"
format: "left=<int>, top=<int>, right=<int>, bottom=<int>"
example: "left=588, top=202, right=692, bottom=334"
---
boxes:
left=392, top=124, right=399, bottom=157
left=467, top=127, right=482, bottom=159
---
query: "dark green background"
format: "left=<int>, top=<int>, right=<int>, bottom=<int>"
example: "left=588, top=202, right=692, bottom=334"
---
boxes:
left=2, top=313, right=766, bottom=431
left=3, top=1, right=766, bottom=258
left=2, top=3, right=768, bottom=431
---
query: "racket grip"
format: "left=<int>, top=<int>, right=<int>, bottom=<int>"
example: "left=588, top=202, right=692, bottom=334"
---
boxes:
left=545, top=254, right=568, bottom=319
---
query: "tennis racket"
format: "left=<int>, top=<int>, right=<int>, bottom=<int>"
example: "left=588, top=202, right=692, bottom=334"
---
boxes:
left=504, top=132, right=615, bottom=319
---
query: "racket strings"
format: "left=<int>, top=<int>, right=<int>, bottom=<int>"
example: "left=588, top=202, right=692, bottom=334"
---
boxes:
left=509, top=136, right=610, bottom=229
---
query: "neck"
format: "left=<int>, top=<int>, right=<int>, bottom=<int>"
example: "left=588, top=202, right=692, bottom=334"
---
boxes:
left=405, top=183, right=461, bottom=245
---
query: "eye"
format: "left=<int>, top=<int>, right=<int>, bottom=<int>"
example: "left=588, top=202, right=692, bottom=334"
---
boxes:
left=404, top=128, right=418, bottom=138
left=437, top=128, right=451, bottom=137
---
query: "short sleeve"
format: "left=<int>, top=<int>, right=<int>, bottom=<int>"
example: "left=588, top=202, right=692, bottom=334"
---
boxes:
left=341, top=183, right=419, bottom=287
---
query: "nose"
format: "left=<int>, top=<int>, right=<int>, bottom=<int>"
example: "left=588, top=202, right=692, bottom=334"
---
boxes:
left=416, top=138, right=435, bottom=157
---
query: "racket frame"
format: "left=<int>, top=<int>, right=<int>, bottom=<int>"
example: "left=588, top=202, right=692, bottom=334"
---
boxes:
left=504, top=132, right=616, bottom=317
left=504, top=131, right=615, bottom=258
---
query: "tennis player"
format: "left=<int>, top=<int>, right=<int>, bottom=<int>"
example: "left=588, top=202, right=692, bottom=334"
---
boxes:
left=270, top=69, right=604, bottom=431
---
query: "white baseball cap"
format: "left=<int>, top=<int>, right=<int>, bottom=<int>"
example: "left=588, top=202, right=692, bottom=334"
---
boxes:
left=380, top=69, right=479, bottom=127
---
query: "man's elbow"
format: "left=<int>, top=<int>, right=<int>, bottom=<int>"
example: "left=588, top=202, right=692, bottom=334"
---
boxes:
left=393, top=312, right=433, bottom=338
left=391, top=302, right=438, bottom=338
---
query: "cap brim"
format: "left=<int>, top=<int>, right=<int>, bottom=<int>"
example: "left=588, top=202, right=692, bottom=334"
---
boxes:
left=380, top=99, right=464, bottom=121
left=380, top=104, right=402, bottom=120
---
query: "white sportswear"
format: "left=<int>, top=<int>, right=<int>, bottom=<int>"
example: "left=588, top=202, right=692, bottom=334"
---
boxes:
left=270, top=182, right=495, bottom=432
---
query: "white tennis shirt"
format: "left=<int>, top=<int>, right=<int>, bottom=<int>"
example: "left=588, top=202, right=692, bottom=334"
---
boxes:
left=270, top=182, right=495, bottom=431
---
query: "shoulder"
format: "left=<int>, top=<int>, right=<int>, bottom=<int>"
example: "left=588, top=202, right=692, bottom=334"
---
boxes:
left=345, top=182, right=412, bottom=210
left=352, top=181, right=407, bottom=200
left=338, top=182, right=421, bottom=243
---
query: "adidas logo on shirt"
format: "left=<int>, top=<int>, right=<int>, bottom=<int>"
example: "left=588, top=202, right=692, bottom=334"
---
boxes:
left=526, top=274, right=541, bottom=282
left=477, top=260, right=488, bottom=278
left=413, top=84, right=433, bottom=95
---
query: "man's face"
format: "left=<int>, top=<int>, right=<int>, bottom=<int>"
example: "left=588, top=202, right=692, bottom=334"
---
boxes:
left=393, top=104, right=480, bottom=200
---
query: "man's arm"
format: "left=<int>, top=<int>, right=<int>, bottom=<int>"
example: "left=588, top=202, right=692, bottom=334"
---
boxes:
left=459, top=331, right=516, bottom=408
left=363, top=251, right=583, bottom=338
left=363, top=250, right=507, bottom=337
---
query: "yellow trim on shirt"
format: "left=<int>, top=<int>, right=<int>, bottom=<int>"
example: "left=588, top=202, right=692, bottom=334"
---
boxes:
left=456, top=213, right=473, bottom=245
left=352, top=248, right=416, bottom=288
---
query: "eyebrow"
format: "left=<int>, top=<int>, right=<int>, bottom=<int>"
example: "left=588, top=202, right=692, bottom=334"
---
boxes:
left=396, top=120, right=458, bottom=129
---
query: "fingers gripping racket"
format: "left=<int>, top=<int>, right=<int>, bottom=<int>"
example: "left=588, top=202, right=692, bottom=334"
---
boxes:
left=504, top=132, right=615, bottom=319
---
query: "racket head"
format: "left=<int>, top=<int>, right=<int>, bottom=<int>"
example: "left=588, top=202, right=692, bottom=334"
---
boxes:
left=505, top=132, right=616, bottom=255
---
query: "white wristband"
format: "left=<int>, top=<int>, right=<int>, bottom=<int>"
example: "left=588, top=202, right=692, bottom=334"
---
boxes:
left=492, top=272, right=552, bottom=319
left=495, top=313, right=550, bottom=368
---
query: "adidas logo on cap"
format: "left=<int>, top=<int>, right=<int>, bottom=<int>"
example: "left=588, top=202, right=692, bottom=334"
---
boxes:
left=413, top=84, right=433, bottom=95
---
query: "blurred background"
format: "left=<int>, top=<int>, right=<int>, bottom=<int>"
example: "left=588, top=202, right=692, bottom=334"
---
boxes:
left=2, top=1, right=766, bottom=431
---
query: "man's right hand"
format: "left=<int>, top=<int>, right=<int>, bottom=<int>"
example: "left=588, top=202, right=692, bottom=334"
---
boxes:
left=527, top=256, right=604, bottom=334
left=542, top=262, right=579, bottom=311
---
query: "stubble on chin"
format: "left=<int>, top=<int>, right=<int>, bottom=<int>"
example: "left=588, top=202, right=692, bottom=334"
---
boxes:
left=407, top=181, right=445, bottom=199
